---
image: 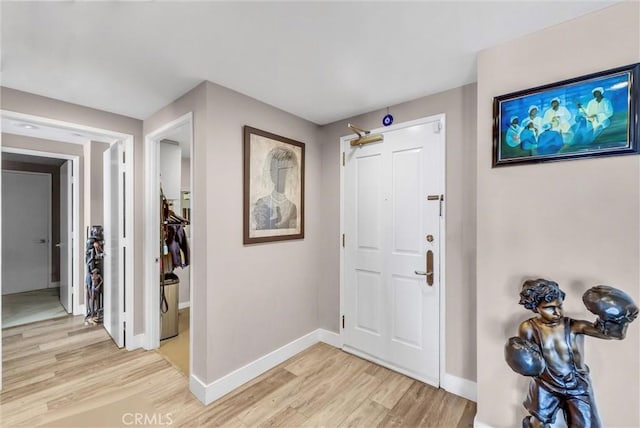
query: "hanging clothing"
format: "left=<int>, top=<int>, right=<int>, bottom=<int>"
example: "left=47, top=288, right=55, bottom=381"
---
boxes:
left=166, top=224, right=189, bottom=268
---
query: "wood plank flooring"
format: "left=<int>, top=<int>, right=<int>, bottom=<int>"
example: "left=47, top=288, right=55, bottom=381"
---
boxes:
left=157, top=308, right=190, bottom=376
left=1, top=315, right=476, bottom=427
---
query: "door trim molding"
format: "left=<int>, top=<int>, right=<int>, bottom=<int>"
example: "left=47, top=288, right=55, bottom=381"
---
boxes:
left=339, top=113, right=447, bottom=386
left=1, top=148, right=80, bottom=313
left=143, top=112, right=193, bottom=359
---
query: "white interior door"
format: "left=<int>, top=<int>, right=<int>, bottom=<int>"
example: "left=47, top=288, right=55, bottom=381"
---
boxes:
left=59, top=161, right=73, bottom=313
left=343, top=118, right=444, bottom=386
left=1, top=171, right=51, bottom=295
left=103, top=142, right=124, bottom=347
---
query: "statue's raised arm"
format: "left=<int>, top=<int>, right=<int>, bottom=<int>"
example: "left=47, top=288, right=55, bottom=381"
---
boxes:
left=580, top=285, right=638, bottom=339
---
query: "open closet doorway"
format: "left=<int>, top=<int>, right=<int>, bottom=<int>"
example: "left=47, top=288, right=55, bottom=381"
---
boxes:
left=144, top=112, right=193, bottom=377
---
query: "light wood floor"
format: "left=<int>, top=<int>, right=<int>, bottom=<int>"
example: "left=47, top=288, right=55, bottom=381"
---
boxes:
left=158, top=307, right=190, bottom=376
left=1, top=315, right=476, bottom=427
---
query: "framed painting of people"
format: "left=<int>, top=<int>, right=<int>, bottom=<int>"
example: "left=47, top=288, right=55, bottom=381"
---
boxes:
left=493, top=63, right=640, bottom=167
left=243, top=126, right=305, bottom=244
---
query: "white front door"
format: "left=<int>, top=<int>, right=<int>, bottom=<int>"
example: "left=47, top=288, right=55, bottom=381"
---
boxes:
left=1, top=171, right=51, bottom=295
left=103, top=142, right=124, bottom=348
left=343, top=117, right=444, bottom=386
left=59, top=161, right=73, bottom=313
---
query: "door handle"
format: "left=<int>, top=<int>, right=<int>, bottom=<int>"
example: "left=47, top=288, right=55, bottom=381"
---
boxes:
left=414, top=250, right=434, bottom=286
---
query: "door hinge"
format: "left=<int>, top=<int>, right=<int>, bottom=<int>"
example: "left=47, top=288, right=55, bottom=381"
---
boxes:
left=342, top=315, right=345, bottom=329
left=122, top=150, right=126, bottom=164
left=342, top=233, right=345, bottom=248
left=439, top=194, right=444, bottom=217
left=342, top=152, right=345, bottom=166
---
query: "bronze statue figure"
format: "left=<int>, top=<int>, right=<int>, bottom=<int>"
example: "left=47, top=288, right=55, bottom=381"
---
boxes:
left=505, top=279, right=638, bottom=428
left=85, top=225, right=104, bottom=325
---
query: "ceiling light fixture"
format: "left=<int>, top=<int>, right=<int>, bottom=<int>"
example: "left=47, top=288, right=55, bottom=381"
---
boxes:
left=19, top=123, right=39, bottom=130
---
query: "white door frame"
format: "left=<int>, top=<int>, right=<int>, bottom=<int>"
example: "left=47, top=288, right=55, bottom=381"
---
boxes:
left=143, top=112, right=193, bottom=357
left=339, top=114, right=447, bottom=385
left=59, top=160, right=73, bottom=313
left=1, top=147, right=79, bottom=312
left=0, top=110, right=136, bottom=391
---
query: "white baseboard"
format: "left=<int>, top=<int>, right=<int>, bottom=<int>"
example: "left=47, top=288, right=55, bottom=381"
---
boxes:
left=189, top=373, right=208, bottom=404
left=474, top=418, right=493, bottom=428
left=318, top=328, right=341, bottom=348
left=178, top=301, right=190, bottom=310
left=189, top=328, right=339, bottom=405
left=189, top=329, right=477, bottom=408
left=442, top=373, right=477, bottom=402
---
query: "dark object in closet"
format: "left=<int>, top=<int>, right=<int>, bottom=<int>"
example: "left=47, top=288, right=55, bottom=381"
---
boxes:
left=85, top=225, right=104, bottom=325
left=166, top=224, right=189, bottom=267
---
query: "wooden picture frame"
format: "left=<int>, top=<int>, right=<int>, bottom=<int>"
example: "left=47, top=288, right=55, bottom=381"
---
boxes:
left=243, top=126, right=305, bottom=244
left=493, top=63, right=640, bottom=167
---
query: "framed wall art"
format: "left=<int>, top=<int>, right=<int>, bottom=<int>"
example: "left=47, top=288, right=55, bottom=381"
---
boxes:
left=493, top=63, right=640, bottom=167
left=243, top=126, right=305, bottom=244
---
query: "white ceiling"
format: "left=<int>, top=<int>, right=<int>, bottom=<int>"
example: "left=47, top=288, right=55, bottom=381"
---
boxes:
left=1, top=1, right=619, bottom=125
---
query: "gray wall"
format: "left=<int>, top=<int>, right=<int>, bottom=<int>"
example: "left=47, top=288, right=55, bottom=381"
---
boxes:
left=476, top=3, right=640, bottom=427
left=204, top=82, right=321, bottom=382
left=89, top=141, right=110, bottom=227
left=1, top=88, right=145, bottom=334
left=144, top=81, right=322, bottom=384
left=318, top=84, right=478, bottom=382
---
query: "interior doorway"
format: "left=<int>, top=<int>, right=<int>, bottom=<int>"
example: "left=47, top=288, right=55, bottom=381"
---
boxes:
left=144, top=112, right=193, bottom=377
left=0, top=110, right=135, bottom=390
left=1, top=149, right=80, bottom=328
left=340, top=115, right=446, bottom=387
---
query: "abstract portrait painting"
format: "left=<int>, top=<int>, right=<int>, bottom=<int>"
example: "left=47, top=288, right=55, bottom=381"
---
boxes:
left=243, top=126, right=305, bottom=244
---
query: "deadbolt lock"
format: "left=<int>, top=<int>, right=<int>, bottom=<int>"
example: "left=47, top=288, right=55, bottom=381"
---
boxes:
left=426, top=234, right=434, bottom=242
